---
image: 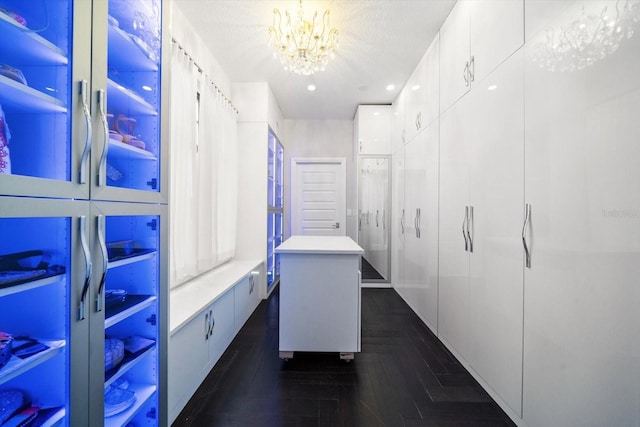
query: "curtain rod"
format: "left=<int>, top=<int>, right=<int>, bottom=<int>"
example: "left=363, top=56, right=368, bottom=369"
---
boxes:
left=170, top=38, right=239, bottom=115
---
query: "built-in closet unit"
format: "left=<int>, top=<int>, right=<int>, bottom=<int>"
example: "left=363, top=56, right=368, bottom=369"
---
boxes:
left=391, top=34, right=440, bottom=332
left=267, top=130, right=284, bottom=289
left=0, top=1, right=169, bottom=426
left=354, top=105, right=391, bottom=283
left=390, top=0, right=640, bottom=425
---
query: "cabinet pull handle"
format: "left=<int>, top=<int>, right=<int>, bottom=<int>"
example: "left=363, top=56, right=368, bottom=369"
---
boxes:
left=401, top=209, right=405, bottom=234
left=463, top=207, right=469, bottom=251
left=79, top=80, right=91, bottom=184
left=204, top=312, right=209, bottom=340
left=376, top=210, right=379, bottom=227
left=210, top=310, right=215, bottom=337
left=467, top=206, right=474, bottom=253
left=97, top=89, right=109, bottom=187
left=463, top=62, right=469, bottom=86
left=416, top=208, right=421, bottom=238
left=96, top=215, right=108, bottom=312
left=522, top=203, right=531, bottom=268
left=78, top=216, right=92, bottom=321
left=249, top=274, right=254, bottom=294
left=470, top=56, right=475, bottom=82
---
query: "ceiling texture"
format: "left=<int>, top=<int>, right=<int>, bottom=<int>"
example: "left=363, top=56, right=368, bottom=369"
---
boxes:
left=173, top=0, right=456, bottom=120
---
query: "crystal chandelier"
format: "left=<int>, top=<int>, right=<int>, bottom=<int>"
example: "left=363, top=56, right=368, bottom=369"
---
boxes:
left=533, top=0, right=639, bottom=72
left=268, top=0, right=339, bottom=75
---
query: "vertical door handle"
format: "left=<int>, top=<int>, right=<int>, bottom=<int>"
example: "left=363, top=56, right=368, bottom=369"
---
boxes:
left=210, top=310, right=215, bottom=337
left=416, top=208, right=421, bottom=238
left=467, top=206, right=474, bottom=253
left=522, top=203, right=531, bottom=268
left=469, top=56, right=475, bottom=82
left=400, top=209, right=405, bottom=234
left=79, top=80, right=91, bottom=184
left=96, top=215, right=108, bottom=312
left=463, top=62, right=470, bottom=86
left=376, top=210, right=379, bottom=227
left=204, top=312, right=209, bottom=340
left=78, top=216, right=92, bottom=321
left=97, top=89, right=109, bottom=187
left=462, top=207, right=469, bottom=251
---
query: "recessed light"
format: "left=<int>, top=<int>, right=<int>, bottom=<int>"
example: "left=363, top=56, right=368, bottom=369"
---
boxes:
left=488, top=84, right=498, bottom=91
left=386, top=84, right=395, bottom=91
left=142, top=85, right=153, bottom=92
left=307, top=84, right=316, bottom=91
left=373, top=112, right=380, bottom=116
left=411, top=84, right=420, bottom=91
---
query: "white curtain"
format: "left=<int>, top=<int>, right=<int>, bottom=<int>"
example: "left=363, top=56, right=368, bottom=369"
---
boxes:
left=169, top=41, right=200, bottom=287
left=214, top=89, right=238, bottom=262
left=169, top=39, right=238, bottom=288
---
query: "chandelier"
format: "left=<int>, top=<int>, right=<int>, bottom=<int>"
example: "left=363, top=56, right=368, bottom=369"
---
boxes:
left=532, top=0, right=639, bottom=72
left=268, top=0, right=339, bottom=75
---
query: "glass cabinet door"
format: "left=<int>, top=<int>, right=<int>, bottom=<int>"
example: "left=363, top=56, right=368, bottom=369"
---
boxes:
left=91, top=0, right=166, bottom=202
left=90, top=202, right=166, bottom=427
left=0, top=0, right=92, bottom=199
left=0, top=197, right=91, bottom=427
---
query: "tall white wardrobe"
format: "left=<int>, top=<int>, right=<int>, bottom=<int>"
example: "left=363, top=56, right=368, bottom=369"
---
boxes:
left=389, top=1, right=640, bottom=426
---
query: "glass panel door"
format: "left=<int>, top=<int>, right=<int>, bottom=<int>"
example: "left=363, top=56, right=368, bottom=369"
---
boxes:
left=104, top=0, right=162, bottom=193
left=0, top=1, right=76, bottom=195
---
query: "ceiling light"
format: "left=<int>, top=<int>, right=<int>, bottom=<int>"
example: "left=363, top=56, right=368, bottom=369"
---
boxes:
left=307, top=84, right=316, bottom=91
left=386, top=84, right=395, bottom=91
left=268, top=0, right=339, bottom=76
left=411, top=84, right=420, bottom=91
left=488, top=85, right=497, bottom=91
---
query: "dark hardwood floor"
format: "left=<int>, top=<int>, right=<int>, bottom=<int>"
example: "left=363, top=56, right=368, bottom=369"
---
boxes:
left=172, top=287, right=516, bottom=427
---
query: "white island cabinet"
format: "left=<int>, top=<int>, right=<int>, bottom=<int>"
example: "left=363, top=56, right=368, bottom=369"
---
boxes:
left=276, top=236, right=364, bottom=360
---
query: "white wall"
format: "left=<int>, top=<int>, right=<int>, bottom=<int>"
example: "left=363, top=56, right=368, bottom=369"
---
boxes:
left=282, top=119, right=357, bottom=242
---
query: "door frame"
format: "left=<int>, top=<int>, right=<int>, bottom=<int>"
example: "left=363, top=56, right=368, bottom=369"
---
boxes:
left=291, top=157, right=347, bottom=236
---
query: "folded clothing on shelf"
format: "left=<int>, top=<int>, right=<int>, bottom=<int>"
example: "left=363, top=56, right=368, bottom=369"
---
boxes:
left=124, top=335, right=155, bottom=354
left=0, top=389, right=25, bottom=425
left=0, top=251, right=63, bottom=289
left=10, top=336, right=49, bottom=359
left=104, top=338, right=125, bottom=372
left=2, top=405, right=39, bottom=427
left=0, top=7, right=27, bottom=27
left=104, top=378, right=136, bottom=417
left=0, top=64, right=27, bottom=86
left=0, top=103, right=11, bottom=175
left=0, top=332, right=12, bottom=369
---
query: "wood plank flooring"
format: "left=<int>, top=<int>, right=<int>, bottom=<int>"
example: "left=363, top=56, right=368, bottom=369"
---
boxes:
left=172, top=287, right=516, bottom=426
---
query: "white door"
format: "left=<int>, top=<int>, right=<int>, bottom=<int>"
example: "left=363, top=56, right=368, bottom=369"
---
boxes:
left=292, top=158, right=346, bottom=236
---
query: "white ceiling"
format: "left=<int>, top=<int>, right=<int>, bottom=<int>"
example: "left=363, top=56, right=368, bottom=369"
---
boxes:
left=173, top=0, right=456, bottom=120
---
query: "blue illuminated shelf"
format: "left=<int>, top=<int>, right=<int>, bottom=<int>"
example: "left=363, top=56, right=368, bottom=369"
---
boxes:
left=0, top=12, right=67, bottom=66
left=108, top=250, right=156, bottom=270
left=105, top=383, right=155, bottom=427
left=0, top=340, right=65, bottom=386
left=0, top=274, right=66, bottom=298
left=109, top=139, right=157, bottom=161
left=107, top=79, right=158, bottom=116
left=0, top=75, right=66, bottom=113
left=108, top=24, right=158, bottom=72
left=105, top=295, right=157, bottom=328
left=105, top=345, right=155, bottom=388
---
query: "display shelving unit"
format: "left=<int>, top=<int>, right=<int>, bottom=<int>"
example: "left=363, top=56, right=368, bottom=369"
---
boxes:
left=267, top=129, right=284, bottom=291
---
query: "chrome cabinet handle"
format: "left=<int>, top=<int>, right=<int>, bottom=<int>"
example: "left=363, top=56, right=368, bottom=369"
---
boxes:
left=470, top=56, right=475, bottom=82
left=210, top=310, right=215, bottom=337
left=204, top=312, right=209, bottom=340
left=78, top=216, right=92, bottom=321
left=400, top=209, right=405, bottom=234
left=467, top=206, right=474, bottom=253
left=376, top=210, right=379, bottom=227
left=416, top=208, right=421, bottom=238
left=522, top=203, right=531, bottom=268
left=462, top=207, right=469, bottom=251
left=97, top=89, right=109, bottom=187
left=463, top=62, right=469, bottom=86
left=96, top=215, right=108, bottom=312
left=249, top=274, right=255, bottom=294
left=79, top=80, right=91, bottom=184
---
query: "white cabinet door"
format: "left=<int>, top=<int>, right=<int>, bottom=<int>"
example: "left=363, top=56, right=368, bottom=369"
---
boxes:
left=391, top=148, right=406, bottom=291
left=522, top=2, right=640, bottom=426
left=402, top=122, right=439, bottom=332
left=356, top=105, right=391, bottom=155
left=438, top=92, right=471, bottom=359
left=439, top=0, right=471, bottom=113
left=407, top=35, right=440, bottom=144
left=467, top=51, right=524, bottom=417
left=234, top=273, right=258, bottom=333
left=391, top=90, right=406, bottom=154
left=209, top=289, right=236, bottom=364
left=469, top=0, right=524, bottom=84
left=169, top=310, right=210, bottom=421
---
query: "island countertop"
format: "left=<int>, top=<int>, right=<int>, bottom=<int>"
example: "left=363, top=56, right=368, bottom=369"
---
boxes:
left=275, top=235, right=364, bottom=255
